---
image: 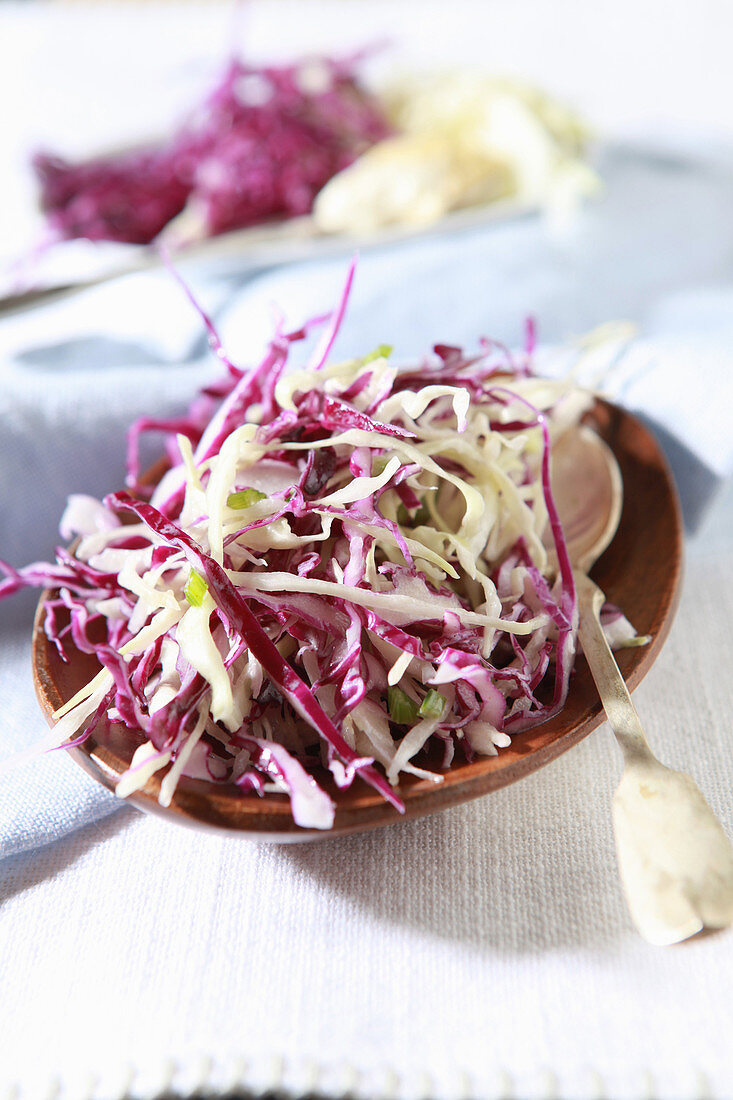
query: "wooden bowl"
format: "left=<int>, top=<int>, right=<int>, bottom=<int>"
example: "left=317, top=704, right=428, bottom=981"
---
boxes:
left=32, top=400, right=683, bottom=841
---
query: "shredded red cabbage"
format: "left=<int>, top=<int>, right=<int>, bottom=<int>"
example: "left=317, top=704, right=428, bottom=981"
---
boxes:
left=33, top=56, right=391, bottom=246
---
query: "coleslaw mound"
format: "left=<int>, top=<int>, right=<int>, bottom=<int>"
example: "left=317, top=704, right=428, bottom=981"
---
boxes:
left=1, top=270, right=594, bottom=829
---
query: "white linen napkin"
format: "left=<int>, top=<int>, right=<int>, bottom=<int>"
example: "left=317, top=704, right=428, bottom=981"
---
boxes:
left=2, top=504, right=733, bottom=1100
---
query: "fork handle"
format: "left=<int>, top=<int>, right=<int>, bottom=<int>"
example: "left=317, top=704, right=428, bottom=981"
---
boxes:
left=574, top=571, right=656, bottom=767
left=575, top=570, right=733, bottom=943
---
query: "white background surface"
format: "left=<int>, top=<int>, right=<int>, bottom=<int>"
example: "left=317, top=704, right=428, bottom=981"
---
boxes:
left=1, top=3, right=733, bottom=1100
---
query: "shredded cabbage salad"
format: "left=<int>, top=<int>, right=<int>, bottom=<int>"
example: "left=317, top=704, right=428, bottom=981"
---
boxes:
left=1, top=267, right=604, bottom=829
left=33, top=54, right=391, bottom=245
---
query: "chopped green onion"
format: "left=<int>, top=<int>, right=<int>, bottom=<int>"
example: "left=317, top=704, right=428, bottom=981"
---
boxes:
left=184, top=570, right=208, bottom=607
left=419, top=689, right=446, bottom=720
left=617, top=633, right=652, bottom=649
left=227, top=488, right=267, bottom=510
left=363, top=343, right=393, bottom=364
left=397, top=502, right=431, bottom=527
left=388, top=685, right=419, bottom=725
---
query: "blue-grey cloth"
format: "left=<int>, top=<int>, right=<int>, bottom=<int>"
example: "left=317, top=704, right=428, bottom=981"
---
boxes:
left=2, top=143, right=733, bottom=861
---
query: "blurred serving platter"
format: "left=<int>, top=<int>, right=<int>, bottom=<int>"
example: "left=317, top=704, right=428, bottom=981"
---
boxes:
left=0, top=194, right=538, bottom=318
left=1, top=58, right=597, bottom=317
